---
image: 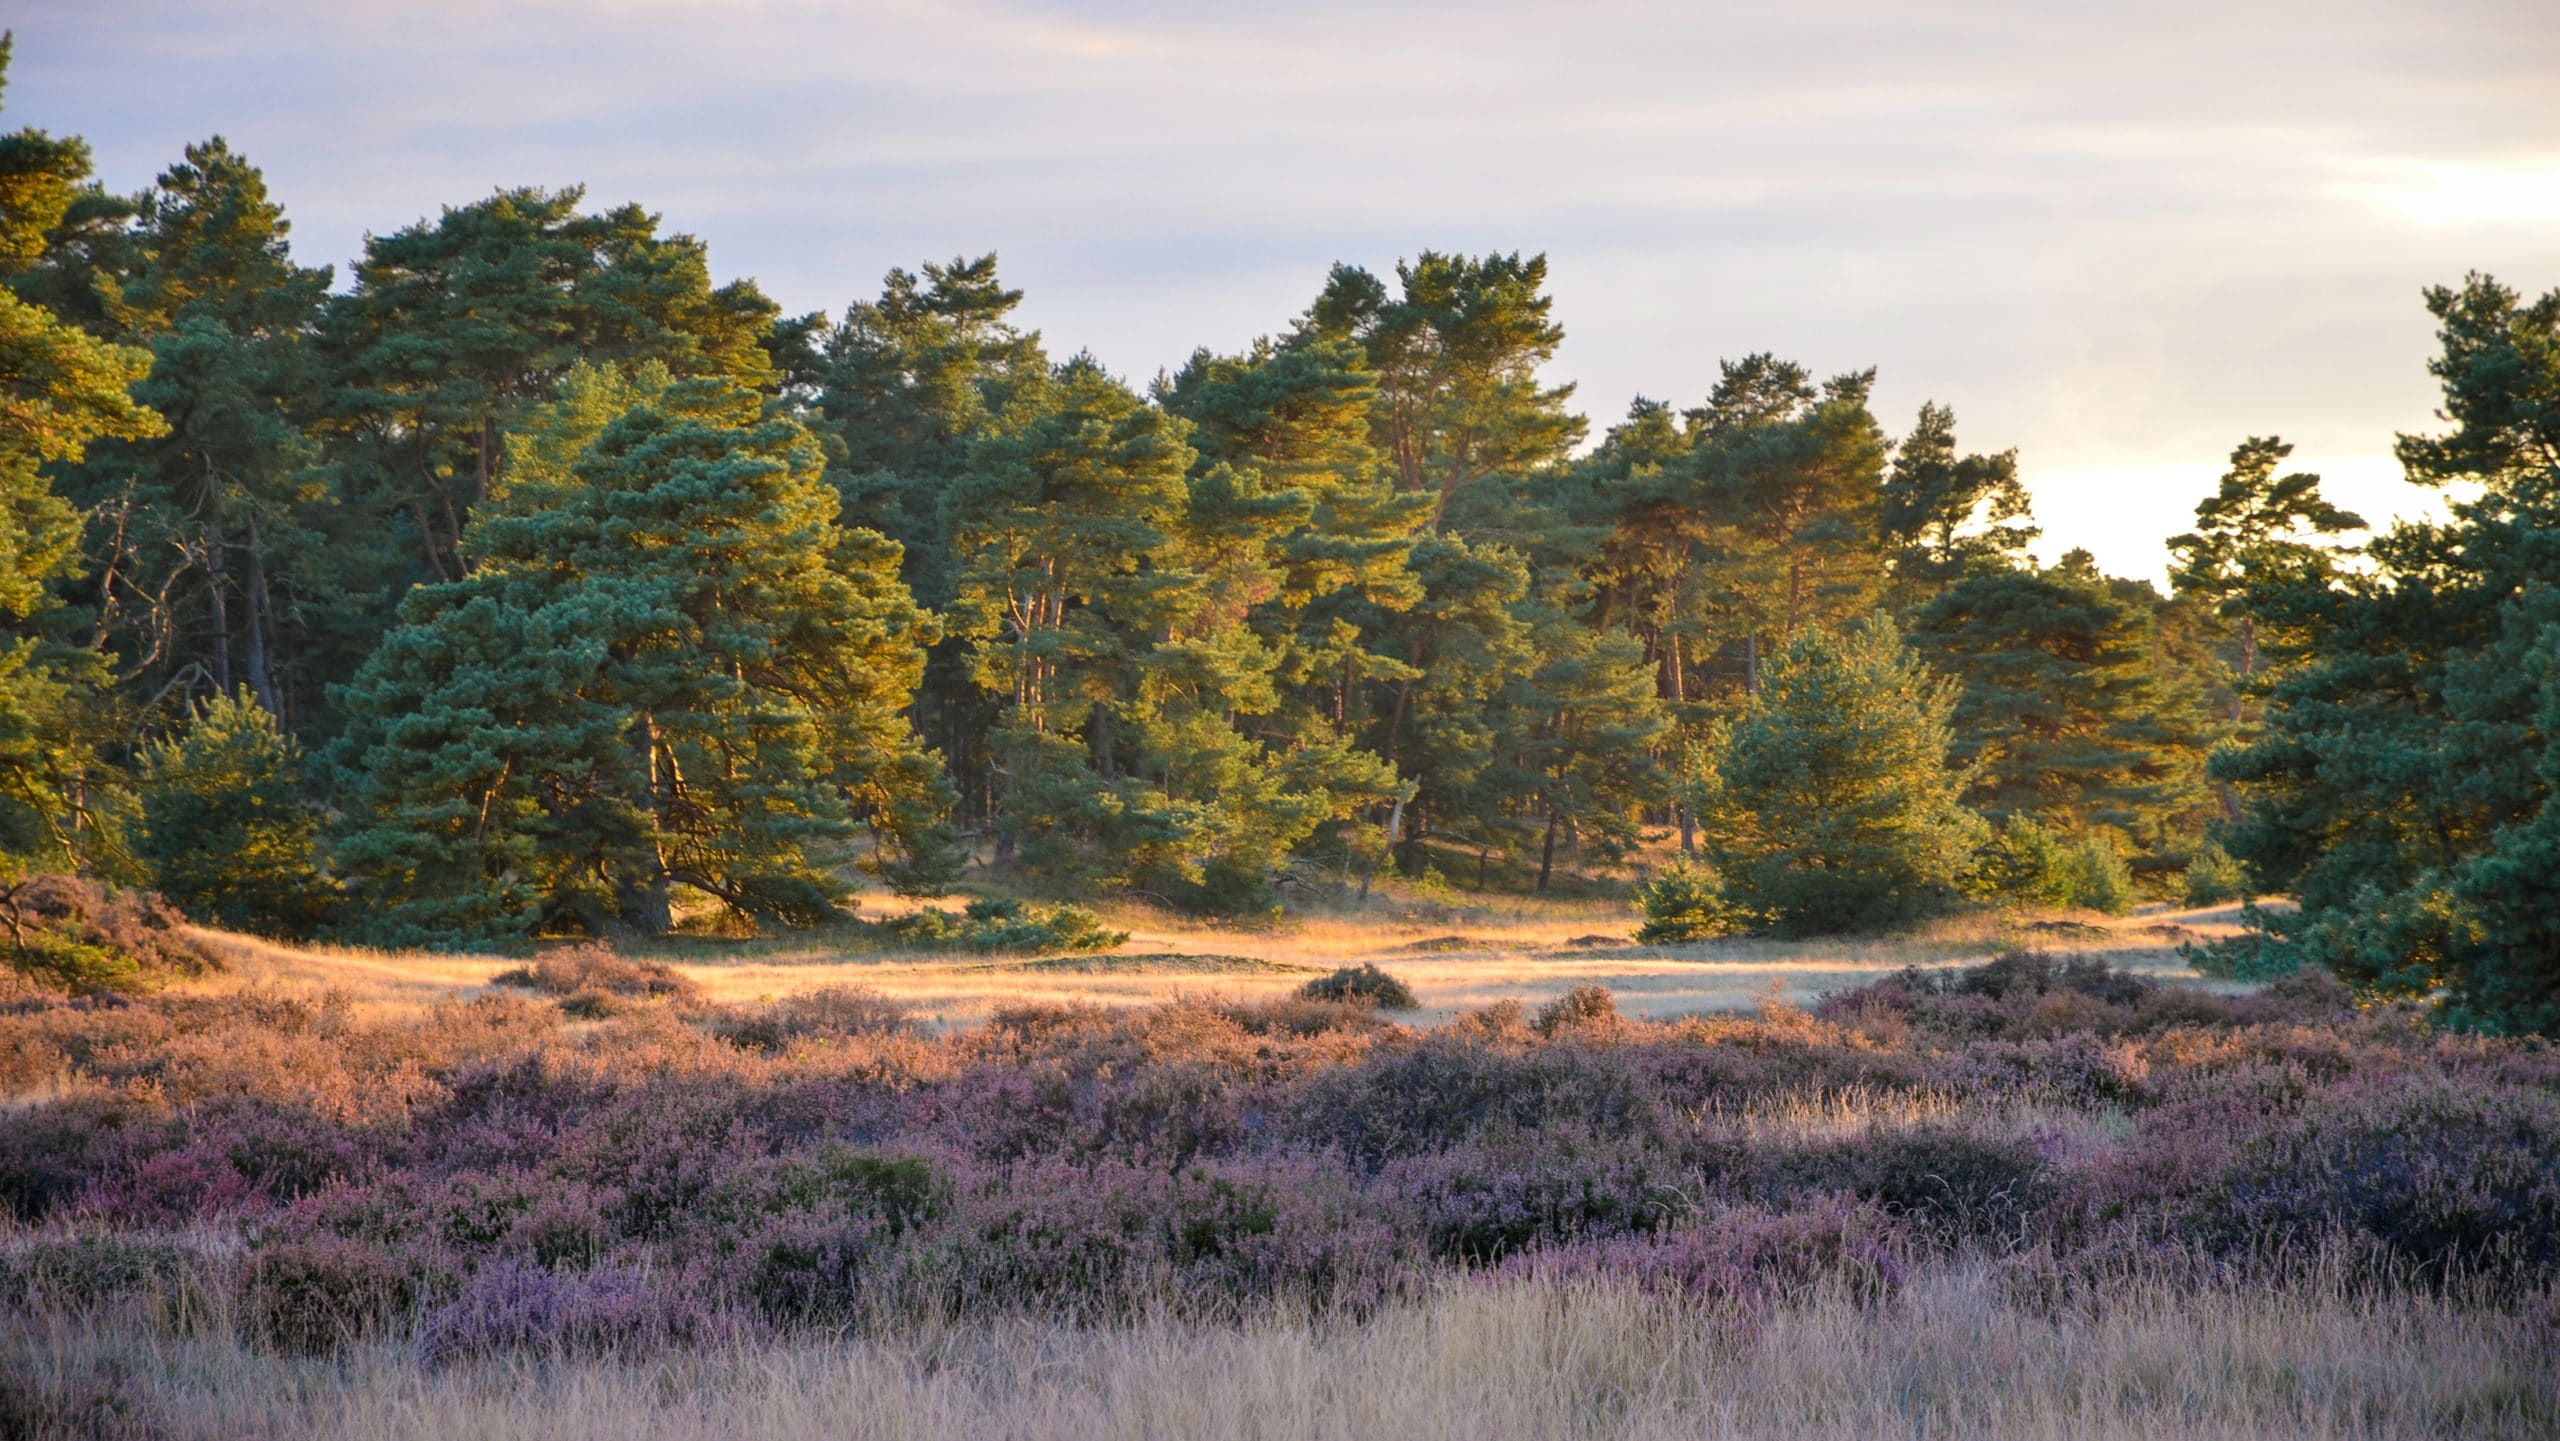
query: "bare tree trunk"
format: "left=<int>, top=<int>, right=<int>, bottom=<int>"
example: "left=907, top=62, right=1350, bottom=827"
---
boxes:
left=243, top=510, right=280, bottom=717
left=1536, top=809, right=1562, bottom=893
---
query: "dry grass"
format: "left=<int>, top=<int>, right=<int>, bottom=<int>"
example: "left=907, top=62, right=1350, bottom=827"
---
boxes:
left=180, top=899, right=2258, bottom=1028
left=8, top=1258, right=2546, bottom=1440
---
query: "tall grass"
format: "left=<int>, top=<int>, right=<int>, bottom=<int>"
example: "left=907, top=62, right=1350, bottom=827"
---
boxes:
left=5, top=1259, right=2549, bottom=1440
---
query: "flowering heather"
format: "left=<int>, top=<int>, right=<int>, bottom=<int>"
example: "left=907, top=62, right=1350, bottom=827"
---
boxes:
left=0, top=953, right=2552, bottom=1367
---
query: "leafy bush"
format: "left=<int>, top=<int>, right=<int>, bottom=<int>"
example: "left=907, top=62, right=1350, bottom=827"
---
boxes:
left=136, top=689, right=339, bottom=938
left=1633, top=861, right=1744, bottom=943
left=2182, top=841, right=2249, bottom=907
left=1296, top=963, right=1416, bottom=1010
left=874, top=897, right=1127, bottom=954
left=2056, top=836, right=2136, bottom=915
left=1982, top=821, right=2135, bottom=914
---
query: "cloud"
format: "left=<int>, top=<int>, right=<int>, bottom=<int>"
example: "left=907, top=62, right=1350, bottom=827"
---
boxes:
left=8, top=0, right=2558, bottom=578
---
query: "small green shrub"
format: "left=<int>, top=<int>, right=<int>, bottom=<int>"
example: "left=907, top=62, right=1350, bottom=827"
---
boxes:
left=1297, top=963, right=1417, bottom=1010
left=2058, top=837, right=2137, bottom=915
left=1634, top=861, right=1743, bottom=943
left=874, top=897, right=1126, bottom=954
left=2182, top=842, right=2249, bottom=907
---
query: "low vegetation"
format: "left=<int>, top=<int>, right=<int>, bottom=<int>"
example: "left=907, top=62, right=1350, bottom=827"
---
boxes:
left=1, top=947, right=2550, bottom=1436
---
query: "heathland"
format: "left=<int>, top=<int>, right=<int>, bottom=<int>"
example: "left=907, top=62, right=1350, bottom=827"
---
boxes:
left=2, top=897, right=2554, bottom=1439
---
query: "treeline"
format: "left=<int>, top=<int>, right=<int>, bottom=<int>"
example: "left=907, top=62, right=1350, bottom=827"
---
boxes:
left=0, top=46, right=2552, bottom=1027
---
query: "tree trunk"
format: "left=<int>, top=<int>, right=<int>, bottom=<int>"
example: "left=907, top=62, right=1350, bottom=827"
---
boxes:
left=1357, top=781, right=1417, bottom=903
left=619, top=714, right=675, bottom=934
left=243, top=510, right=280, bottom=717
left=1536, top=809, right=1562, bottom=893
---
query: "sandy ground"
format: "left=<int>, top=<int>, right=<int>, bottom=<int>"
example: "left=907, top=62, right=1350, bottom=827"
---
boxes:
left=181, top=897, right=2260, bottom=1027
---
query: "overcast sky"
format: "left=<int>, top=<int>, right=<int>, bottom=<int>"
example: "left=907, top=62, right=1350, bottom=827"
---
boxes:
left=17, top=0, right=2560, bottom=578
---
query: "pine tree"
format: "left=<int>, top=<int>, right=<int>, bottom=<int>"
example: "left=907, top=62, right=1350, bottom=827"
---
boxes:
left=329, top=374, right=952, bottom=948
left=0, top=36, right=164, bottom=866
left=2167, top=435, right=2365, bottom=717
left=2218, top=274, right=2560, bottom=1031
left=1880, top=400, right=2035, bottom=590
left=52, top=138, right=337, bottom=726
left=321, top=187, right=781, bottom=587
left=1911, top=553, right=2212, bottom=853
left=1302, top=251, right=1583, bottom=526
left=1693, top=616, right=1984, bottom=935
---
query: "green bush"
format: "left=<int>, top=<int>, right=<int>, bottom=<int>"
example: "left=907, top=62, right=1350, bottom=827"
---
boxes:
left=1980, top=817, right=2070, bottom=905
left=1633, top=861, right=1743, bottom=943
left=2057, top=836, right=2136, bottom=916
left=1297, top=963, right=1417, bottom=1009
left=1982, top=821, right=2137, bottom=915
left=2182, top=841, right=2250, bottom=907
left=136, top=689, right=338, bottom=937
left=1693, top=619, right=1987, bottom=936
left=875, top=897, right=1127, bottom=954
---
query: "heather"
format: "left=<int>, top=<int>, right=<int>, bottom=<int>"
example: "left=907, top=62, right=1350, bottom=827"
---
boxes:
left=3, top=953, right=2552, bottom=1376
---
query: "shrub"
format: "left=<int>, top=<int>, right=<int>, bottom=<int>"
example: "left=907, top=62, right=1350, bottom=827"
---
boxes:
left=0, top=874, right=213, bottom=995
left=2208, top=1075, right=2560, bottom=1282
left=711, top=986, right=915, bottom=1050
left=244, top=1236, right=413, bottom=1355
left=1380, top=1132, right=1669, bottom=1261
left=1521, top=1198, right=1907, bottom=1309
left=490, top=943, right=702, bottom=1011
left=1633, top=861, right=1744, bottom=943
left=2056, top=836, right=2137, bottom=915
left=0, top=1234, right=203, bottom=1314
left=1789, top=1124, right=2056, bottom=1242
left=1533, top=984, right=1619, bottom=1037
left=875, top=897, right=1127, bottom=954
left=418, top=1259, right=719, bottom=1367
left=136, top=689, right=339, bottom=938
left=1292, top=1035, right=1658, bottom=1166
left=2182, top=841, right=2250, bottom=907
left=1980, top=817, right=2071, bottom=906
left=1296, top=963, right=1416, bottom=1010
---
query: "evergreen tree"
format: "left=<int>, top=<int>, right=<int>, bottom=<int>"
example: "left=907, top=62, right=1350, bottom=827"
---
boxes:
left=1302, top=251, right=1583, bottom=525
left=1880, top=400, right=2035, bottom=589
left=329, top=374, right=952, bottom=948
left=950, top=357, right=1386, bottom=909
left=0, top=38, right=164, bottom=866
left=136, top=688, right=333, bottom=935
left=1911, top=553, right=2212, bottom=854
left=2167, top=435, right=2365, bottom=718
left=1692, top=616, right=1984, bottom=935
left=54, top=138, right=337, bottom=725
left=2218, top=274, right=2560, bottom=1031
left=321, top=187, right=780, bottom=587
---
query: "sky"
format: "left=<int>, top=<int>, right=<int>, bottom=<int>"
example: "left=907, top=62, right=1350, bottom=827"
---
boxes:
left=15, top=0, right=2560, bottom=579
